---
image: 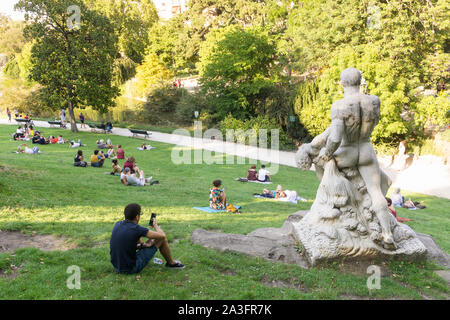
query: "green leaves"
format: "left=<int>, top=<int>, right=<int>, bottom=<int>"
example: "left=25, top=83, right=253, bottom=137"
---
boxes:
left=16, top=0, right=120, bottom=130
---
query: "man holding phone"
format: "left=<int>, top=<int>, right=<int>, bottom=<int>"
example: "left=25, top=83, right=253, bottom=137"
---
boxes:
left=110, top=203, right=185, bottom=274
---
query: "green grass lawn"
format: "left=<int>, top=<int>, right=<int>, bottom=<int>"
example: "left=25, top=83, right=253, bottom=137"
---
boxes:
left=0, top=124, right=448, bottom=300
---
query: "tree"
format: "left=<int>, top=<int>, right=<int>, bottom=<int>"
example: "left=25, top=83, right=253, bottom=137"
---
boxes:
left=198, top=25, right=278, bottom=120
left=135, top=53, right=173, bottom=97
left=0, top=14, right=27, bottom=56
left=16, top=0, right=120, bottom=132
left=85, top=0, right=159, bottom=65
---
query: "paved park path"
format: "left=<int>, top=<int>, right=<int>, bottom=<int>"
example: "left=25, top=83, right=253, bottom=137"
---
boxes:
left=2, top=119, right=449, bottom=199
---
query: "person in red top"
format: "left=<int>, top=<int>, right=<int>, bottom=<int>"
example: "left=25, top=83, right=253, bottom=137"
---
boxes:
left=247, top=165, right=258, bottom=181
left=386, top=198, right=412, bottom=223
left=123, top=156, right=139, bottom=174
left=116, top=145, right=125, bottom=160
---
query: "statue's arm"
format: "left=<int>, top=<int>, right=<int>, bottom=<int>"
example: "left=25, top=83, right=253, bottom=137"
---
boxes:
left=322, top=104, right=344, bottom=159
left=310, top=127, right=330, bottom=154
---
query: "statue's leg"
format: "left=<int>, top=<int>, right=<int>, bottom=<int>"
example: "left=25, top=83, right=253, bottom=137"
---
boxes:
left=380, top=169, right=392, bottom=196
left=358, top=163, right=396, bottom=249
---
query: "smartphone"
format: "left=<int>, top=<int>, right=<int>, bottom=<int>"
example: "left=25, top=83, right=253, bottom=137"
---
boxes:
left=149, top=213, right=156, bottom=227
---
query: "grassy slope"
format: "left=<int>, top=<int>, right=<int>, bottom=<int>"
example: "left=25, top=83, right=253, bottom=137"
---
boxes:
left=0, top=125, right=448, bottom=300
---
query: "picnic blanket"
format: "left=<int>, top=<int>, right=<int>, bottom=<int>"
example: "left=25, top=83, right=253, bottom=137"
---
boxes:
left=193, top=206, right=241, bottom=213
left=137, top=146, right=155, bottom=151
left=235, top=178, right=272, bottom=184
left=253, top=194, right=307, bottom=204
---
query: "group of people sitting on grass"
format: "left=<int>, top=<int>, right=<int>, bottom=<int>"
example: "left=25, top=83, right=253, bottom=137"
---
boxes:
left=13, top=125, right=36, bottom=141
left=247, top=164, right=271, bottom=182
left=73, top=143, right=159, bottom=187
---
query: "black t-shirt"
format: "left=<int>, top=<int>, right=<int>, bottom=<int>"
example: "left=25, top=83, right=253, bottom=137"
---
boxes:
left=110, top=220, right=149, bottom=272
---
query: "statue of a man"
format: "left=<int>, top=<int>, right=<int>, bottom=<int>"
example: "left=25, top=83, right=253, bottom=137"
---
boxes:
left=314, top=68, right=395, bottom=249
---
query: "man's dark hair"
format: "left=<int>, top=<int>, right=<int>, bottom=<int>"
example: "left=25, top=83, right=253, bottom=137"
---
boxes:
left=94, top=150, right=99, bottom=155
left=77, top=150, right=83, bottom=156
left=261, top=165, right=265, bottom=169
left=124, top=203, right=141, bottom=220
left=386, top=197, right=392, bottom=206
left=212, top=179, right=222, bottom=187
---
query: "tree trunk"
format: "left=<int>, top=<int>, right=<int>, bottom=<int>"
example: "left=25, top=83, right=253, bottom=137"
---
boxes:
left=68, top=100, right=78, bottom=133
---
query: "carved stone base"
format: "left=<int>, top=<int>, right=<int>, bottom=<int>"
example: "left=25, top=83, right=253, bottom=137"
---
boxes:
left=292, top=215, right=427, bottom=266
left=291, top=160, right=427, bottom=266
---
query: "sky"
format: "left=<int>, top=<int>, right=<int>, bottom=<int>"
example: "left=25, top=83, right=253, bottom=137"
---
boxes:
left=0, top=0, right=24, bottom=21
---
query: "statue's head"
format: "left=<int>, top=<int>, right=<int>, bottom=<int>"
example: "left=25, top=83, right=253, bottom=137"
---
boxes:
left=340, top=68, right=361, bottom=87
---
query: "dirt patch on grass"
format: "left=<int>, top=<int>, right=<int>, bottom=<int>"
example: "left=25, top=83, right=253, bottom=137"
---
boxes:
left=261, top=275, right=308, bottom=293
left=0, top=230, right=76, bottom=253
left=0, top=264, right=22, bottom=279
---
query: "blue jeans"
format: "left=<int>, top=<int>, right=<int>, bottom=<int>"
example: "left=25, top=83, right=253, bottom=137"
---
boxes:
left=118, top=246, right=158, bottom=274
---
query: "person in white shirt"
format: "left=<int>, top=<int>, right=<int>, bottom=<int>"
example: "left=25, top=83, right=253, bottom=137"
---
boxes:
left=257, top=165, right=271, bottom=182
left=121, top=167, right=155, bottom=186
left=17, top=144, right=39, bottom=154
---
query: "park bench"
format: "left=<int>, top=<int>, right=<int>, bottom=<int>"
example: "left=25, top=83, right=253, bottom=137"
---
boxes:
left=48, top=120, right=66, bottom=128
left=129, top=129, right=151, bottom=140
left=88, top=123, right=107, bottom=134
left=15, top=118, right=30, bottom=124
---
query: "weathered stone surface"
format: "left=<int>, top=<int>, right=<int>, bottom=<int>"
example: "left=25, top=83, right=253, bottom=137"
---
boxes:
left=416, top=233, right=450, bottom=268
left=191, top=212, right=309, bottom=268
left=191, top=211, right=448, bottom=270
left=434, top=270, right=450, bottom=286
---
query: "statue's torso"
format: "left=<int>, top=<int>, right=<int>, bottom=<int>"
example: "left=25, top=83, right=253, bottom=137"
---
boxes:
left=333, top=93, right=380, bottom=146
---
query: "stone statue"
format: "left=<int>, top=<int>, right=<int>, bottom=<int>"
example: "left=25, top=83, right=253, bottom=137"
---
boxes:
left=294, top=68, right=426, bottom=265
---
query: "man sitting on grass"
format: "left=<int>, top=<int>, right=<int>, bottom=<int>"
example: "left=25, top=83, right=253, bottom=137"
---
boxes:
left=90, top=149, right=105, bottom=167
left=120, top=167, right=158, bottom=186
left=110, top=203, right=185, bottom=274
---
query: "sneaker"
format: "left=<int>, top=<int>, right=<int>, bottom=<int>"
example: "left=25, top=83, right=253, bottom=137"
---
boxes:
left=145, top=176, right=153, bottom=183
left=150, top=180, right=160, bottom=185
left=165, top=261, right=185, bottom=269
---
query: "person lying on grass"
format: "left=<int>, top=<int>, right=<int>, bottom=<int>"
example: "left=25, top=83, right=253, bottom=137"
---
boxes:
left=90, top=149, right=105, bottom=167
left=32, top=132, right=49, bottom=145
left=110, top=203, right=185, bottom=274
left=17, top=143, right=40, bottom=154
left=96, top=139, right=107, bottom=149
left=274, top=185, right=300, bottom=202
left=57, top=135, right=66, bottom=144
left=120, top=167, right=158, bottom=186
left=69, top=139, right=86, bottom=148
left=74, top=150, right=88, bottom=167
left=209, top=180, right=240, bottom=213
left=137, top=143, right=153, bottom=151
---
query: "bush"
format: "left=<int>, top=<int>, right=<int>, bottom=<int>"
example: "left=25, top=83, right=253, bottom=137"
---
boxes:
left=142, top=85, right=186, bottom=122
left=219, top=114, right=293, bottom=150
left=175, top=91, right=208, bottom=124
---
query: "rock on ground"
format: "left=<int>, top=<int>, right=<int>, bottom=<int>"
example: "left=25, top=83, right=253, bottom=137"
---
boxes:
left=191, top=211, right=449, bottom=270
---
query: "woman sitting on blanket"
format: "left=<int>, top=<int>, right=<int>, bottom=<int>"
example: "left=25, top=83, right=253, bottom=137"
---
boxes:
left=209, top=180, right=240, bottom=213
left=247, top=165, right=258, bottom=181
left=386, top=198, right=412, bottom=223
